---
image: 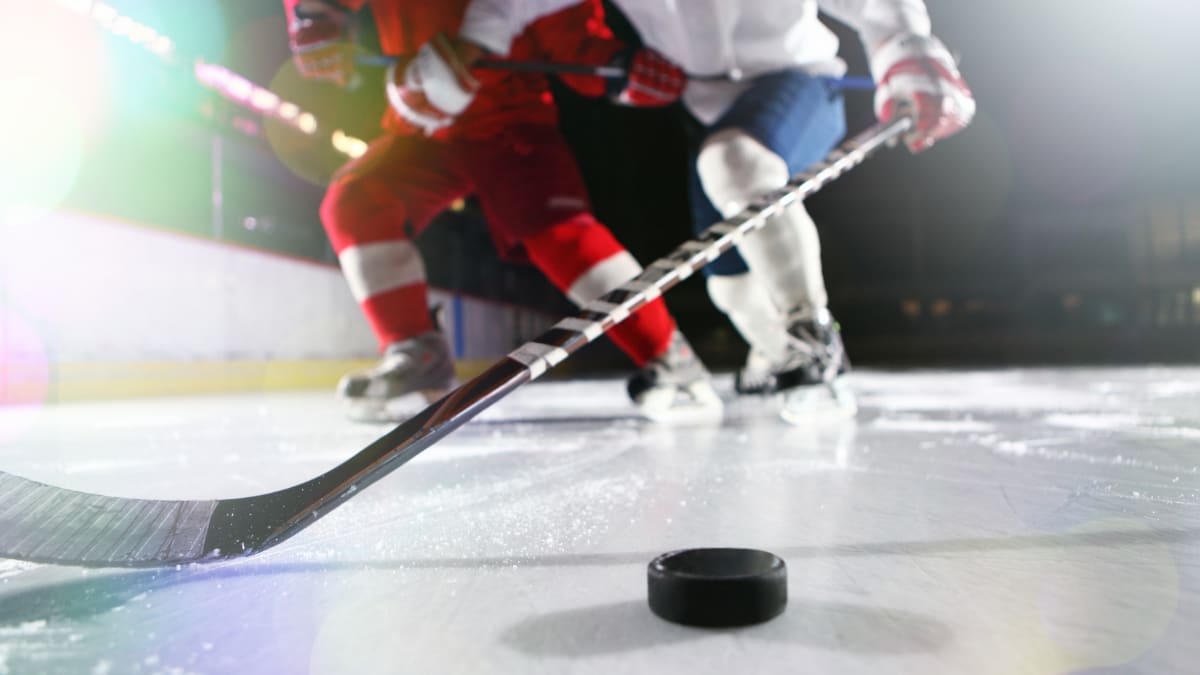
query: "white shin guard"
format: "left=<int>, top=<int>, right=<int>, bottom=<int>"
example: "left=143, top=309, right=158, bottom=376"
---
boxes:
left=738, top=202, right=828, bottom=313
left=697, top=128, right=829, bottom=315
left=697, top=128, right=791, bottom=216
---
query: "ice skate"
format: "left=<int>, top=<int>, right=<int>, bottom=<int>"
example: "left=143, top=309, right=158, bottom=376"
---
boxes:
left=338, top=329, right=457, bottom=422
left=626, top=331, right=723, bottom=422
left=734, top=348, right=776, bottom=395
left=773, top=308, right=857, bottom=424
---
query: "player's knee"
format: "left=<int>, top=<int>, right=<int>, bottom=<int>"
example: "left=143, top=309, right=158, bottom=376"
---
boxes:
left=566, top=251, right=642, bottom=305
left=697, top=129, right=789, bottom=219
left=320, top=177, right=359, bottom=239
left=523, top=215, right=641, bottom=304
left=706, top=273, right=762, bottom=314
left=320, top=176, right=403, bottom=252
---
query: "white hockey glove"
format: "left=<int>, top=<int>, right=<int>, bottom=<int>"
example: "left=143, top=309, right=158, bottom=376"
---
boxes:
left=386, top=33, right=481, bottom=136
left=870, top=34, right=975, bottom=153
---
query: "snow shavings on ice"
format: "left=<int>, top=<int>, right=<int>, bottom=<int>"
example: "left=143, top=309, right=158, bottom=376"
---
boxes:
left=1044, top=413, right=1173, bottom=431
left=1044, top=414, right=1200, bottom=440
left=1146, top=380, right=1200, bottom=397
left=0, top=560, right=39, bottom=581
left=870, top=416, right=995, bottom=433
left=976, top=434, right=1199, bottom=474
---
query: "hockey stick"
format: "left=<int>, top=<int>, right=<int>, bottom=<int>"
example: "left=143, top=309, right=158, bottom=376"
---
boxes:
left=0, top=116, right=912, bottom=568
left=356, top=51, right=627, bottom=79
left=355, top=53, right=877, bottom=91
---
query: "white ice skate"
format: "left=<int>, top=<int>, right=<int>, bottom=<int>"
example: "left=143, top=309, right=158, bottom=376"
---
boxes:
left=734, top=348, right=776, bottom=395
left=626, top=331, right=723, bottom=422
left=338, top=329, right=457, bottom=422
left=773, top=309, right=857, bottom=424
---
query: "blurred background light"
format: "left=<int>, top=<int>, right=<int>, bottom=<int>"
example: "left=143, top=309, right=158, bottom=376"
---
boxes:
left=332, top=130, right=368, bottom=159
left=195, top=62, right=325, bottom=140
left=1009, top=62, right=1141, bottom=205
left=297, top=113, right=319, bottom=136
left=279, top=103, right=301, bottom=121
left=101, top=0, right=226, bottom=64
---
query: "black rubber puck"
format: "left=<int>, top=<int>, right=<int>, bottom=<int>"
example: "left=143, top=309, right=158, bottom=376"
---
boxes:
left=647, top=548, right=787, bottom=627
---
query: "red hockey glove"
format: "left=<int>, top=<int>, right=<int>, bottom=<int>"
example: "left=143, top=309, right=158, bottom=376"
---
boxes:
left=609, top=48, right=685, bottom=107
left=288, top=2, right=354, bottom=87
left=870, top=34, right=975, bottom=153
left=386, top=33, right=481, bottom=135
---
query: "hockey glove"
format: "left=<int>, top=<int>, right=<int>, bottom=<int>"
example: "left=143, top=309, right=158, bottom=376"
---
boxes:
left=609, top=47, right=686, bottom=107
left=387, top=33, right=481, bottom=136
left=288, top=0, right=355, bottom=87
left=870, top=34, right=975, bottom=153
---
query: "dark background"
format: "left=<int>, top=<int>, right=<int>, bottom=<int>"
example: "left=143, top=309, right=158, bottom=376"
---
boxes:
left=58, top=1, right=1200, bottom=369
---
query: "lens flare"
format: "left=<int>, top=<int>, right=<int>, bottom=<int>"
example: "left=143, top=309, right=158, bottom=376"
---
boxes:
left=0, top=80, right=88, bottom=223
left=0, top=6, right=110, bottom=221
left=104, top=0, right=227, bottom=62
left=1035, top=519, right=1179, bottom=669
left=264, top=60, right=344, bottom=186
left=0, top=306, right=51, bottom=445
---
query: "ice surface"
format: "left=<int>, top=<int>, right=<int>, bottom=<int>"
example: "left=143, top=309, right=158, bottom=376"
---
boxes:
left=0, top=367, right=1197, bottom=674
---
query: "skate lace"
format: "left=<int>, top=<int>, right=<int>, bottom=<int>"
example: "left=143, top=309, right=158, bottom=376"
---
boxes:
left=371, top=349, right=416, bottom=377
left=376, top=338, right=434, bottom=374
left=782, top=322, right=838, bottom=381
left=648, top=333, right=707, bottom=386
left=372, top=331, right=450, bottom=379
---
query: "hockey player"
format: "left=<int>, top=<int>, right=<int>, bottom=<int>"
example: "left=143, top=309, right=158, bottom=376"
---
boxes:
left=448, top=0, right=975, bottom=422
left=284, top=0, right=718, bottom=421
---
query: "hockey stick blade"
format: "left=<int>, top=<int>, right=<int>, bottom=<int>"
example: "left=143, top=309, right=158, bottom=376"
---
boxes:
left=0, top=117, right=912, bottom=568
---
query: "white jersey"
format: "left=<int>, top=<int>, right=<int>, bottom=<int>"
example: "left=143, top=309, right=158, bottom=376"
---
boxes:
left=461, top=0, right=933, bottom=123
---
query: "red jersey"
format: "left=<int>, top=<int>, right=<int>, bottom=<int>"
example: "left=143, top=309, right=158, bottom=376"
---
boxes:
left=285, top=0, right=623, bottom=139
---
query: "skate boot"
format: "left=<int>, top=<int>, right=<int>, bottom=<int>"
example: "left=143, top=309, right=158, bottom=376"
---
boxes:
left=626, top=331, right=723, bottom=422
left=734, top=335, right=849, bottom=396
left=734, top=348, right=775, bottom=395
left=773, top=308, right=857, bottom=424
left=338, top=329, right=457, bottom=422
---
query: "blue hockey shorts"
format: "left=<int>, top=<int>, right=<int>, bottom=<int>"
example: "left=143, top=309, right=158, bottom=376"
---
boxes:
left=687, top=70, right=847, bottom=276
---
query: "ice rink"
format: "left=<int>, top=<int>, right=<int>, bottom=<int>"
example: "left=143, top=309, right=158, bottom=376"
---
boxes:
left=0, top=367, right=1197, bottom=674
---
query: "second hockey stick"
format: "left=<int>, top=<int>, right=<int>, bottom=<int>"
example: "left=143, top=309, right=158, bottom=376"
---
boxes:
left=355, top=52, right=877, bottom=91
left=0, top=116, right=912, bottom=568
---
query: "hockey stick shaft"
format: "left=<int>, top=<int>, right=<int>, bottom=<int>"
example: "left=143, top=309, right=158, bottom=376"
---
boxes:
left=216, top=115, right=914, bottom=556
left=356, top=52, right=627, bottom=78
left=355, top=53, right=875, bottom=91
left=0, top=117, right=910, bottom=567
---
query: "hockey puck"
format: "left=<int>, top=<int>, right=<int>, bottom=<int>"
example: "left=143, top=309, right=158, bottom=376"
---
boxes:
left=647, top=548, right=787, bottom=627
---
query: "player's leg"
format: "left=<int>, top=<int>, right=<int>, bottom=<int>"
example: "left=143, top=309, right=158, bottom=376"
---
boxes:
left=692, top=71, right=854, bottom=418
left=521, top=213, right=719, bottom=418
left=320, top=134, right=463, bottom=419
left=685, top=137, right=791, bottom=395
left=698, top=129, right=829, bottom=319
left=467, top=124, right=720, bottom=419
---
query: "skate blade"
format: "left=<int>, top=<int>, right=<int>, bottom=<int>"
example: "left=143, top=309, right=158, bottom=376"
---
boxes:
left=779, top=379, right=857, bottom=426
left=635, top=382, right=725, bottom=424
left=343, top=387, right=452, bottom=423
